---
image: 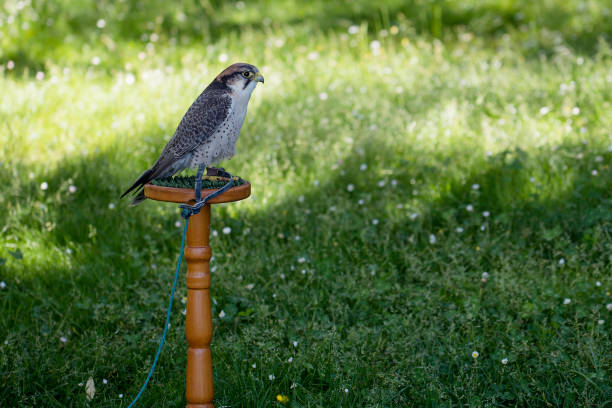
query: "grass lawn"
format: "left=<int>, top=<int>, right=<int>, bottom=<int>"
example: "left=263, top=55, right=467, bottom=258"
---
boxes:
left=1, top=1, right=611, bottom=406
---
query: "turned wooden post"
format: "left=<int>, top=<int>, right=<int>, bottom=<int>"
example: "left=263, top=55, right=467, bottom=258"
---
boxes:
left=185, top=204, right=214, bottom=407
left=144, top=178, right=250, bottom=408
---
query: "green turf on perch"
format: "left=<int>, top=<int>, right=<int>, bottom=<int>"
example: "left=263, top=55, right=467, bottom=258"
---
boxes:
left=150, top=175, right=245, bottom=189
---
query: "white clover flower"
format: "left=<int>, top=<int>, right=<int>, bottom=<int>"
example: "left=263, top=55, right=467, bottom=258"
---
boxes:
left=175, top=221, right=181, bottom=228
left=7, top=60, right=15, bottom=70
left=301, top=269, right=306, bottom=275
left=60, top=336, right=68, bottom=343
left=252, top=363, right=256, bottom=368
left=41, top=182, right=49, bottom=190
left=563, top=298, right=571, bottom=305
left=501, top=358, right=508, bottom=365
left=344, top=388, right=349, bottom=393
left=219, top=53, right=228, bottom=63
left=319, top=92, right=328, bottom=101
left=268, top=374, right=275, bottom=381
left=481, top=272, right=490, bottom=281
left=530, top=177, right=536, bottom=183
left=559, top=258, right=565, bottom=266
left=372, top=219, right=379, bottom=225
left=313, top=180, right=320, bottom=186
left=378, top=180, right=386, bottom=187
left=360, top=163, right=367, bottom=171
left=102, top=379, right=108, bottom=385
left=218, top=310, right=226, bottom=318
left=539, top=106, right=550, bottom=115
left=96, top=19, right=106, bottom=28
left=598, top=319, right=604, bottom=325
left=246, top=283, right=254, bottom=290
left=181, top=308, right=186, bottom=315
left=298, top=257, right=306, bottom=263
left=68, top=185, right=77, bottom=193
left=472, top=183, right=480, bottom=190
left=295, top=236, right=300, bottom=241
left=456, top=227, right=464, bottom=233
left=480, top=225, right=486, bottom=231
left=108, top=202, right=115, bottom=210
left=125, top=73, right=135, bottom=85
left=466, top=204, right=473, bottom=212
left=0, top=281, right=6, bottom=289
left=591, top=170, right=598, bottom=176
left=391, top=179, right=398, bottom=187
left=280, top=273, right=285, bottom=279
left=482, top=211, right=490, bottom=217
left=348, top=25, right=359, bottom=34
left=91, top=56, right=101, bottom=66
left=596, top=281, right=601, bottom=287
left=594, top=156, right=603, bottom=163
left=410, top=213, right=419, bottom=220
left=36, top=71, right=45, bottom=81
left=212, top=230, right=218, bottom=237
left=429, top=234, right=436, bottom=244
left=119, top=394, right=123, bottom=398
left=288, top=357, right=293, bottom=363
left=293, top=341, right=299, bottom=347
left=222, top=227, right=231, bottom=235
left=472, top=351, right=479, bottom=358
left=347, top=184, right=355, bottom=192
left=65, top=248, right=72, bottom=255
left=606, top=303, right=612, bottom=311
left=358, top=199, right=365, bottom=205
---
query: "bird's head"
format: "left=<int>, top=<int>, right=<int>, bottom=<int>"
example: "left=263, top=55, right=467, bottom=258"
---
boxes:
left=216, top=63, right=264, bottom=96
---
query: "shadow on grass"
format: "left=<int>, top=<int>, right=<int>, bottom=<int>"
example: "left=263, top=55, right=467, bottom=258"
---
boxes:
left=1, top=136, right=611, bottom=405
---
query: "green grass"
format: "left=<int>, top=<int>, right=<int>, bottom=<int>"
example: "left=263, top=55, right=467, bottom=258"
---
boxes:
left=1, top=1, right=612, bottom=406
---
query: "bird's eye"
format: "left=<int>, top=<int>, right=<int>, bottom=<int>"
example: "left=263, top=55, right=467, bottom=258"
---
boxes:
left=242, top=71, right=252, bottom=78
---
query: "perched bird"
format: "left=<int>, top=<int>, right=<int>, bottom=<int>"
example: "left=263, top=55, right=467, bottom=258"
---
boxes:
left=121, top=62, right=264, bottom=205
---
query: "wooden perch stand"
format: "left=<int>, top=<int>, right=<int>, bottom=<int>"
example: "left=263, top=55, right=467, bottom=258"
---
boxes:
left=144, top=178, right=251, bottom=408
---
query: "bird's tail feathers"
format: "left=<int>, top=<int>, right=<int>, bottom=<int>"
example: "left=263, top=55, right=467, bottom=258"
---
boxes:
left=120, top=168, right=153, bottom=199
left=129, top=188, right=147, bottom=206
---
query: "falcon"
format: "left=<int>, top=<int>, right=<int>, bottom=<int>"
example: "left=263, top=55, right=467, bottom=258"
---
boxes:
left=121, top=62, right=264, bottom=205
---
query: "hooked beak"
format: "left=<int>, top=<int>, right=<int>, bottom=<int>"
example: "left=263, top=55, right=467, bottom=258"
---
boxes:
left=254, top=72, right=264, bottom=83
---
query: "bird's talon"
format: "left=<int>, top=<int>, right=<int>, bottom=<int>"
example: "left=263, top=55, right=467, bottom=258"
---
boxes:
left=206, top=167, right=231, bottom=178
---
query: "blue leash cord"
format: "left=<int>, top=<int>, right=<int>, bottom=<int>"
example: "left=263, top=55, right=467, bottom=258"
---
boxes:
left=127, top=217, right=188, bottom=408
left=127, top=165, right=235, bottom=407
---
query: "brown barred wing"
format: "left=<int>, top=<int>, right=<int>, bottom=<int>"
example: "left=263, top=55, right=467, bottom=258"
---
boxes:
left=164, top=89, right=232, bottom=159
